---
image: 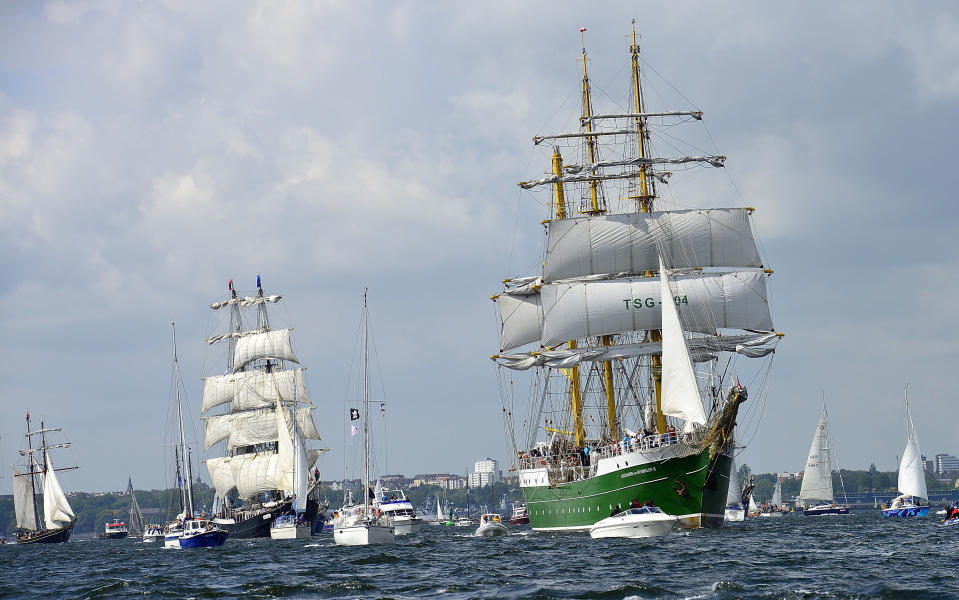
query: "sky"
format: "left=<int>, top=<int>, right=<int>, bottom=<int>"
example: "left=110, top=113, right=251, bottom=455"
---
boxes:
left=1, top=0, right=958, bottom=492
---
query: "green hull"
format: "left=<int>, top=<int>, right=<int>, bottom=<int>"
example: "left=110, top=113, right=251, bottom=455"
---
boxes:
left=521, top=446, right=731, bottom=530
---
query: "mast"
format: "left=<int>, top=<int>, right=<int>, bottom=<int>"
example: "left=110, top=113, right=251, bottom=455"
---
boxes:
left=628, top=20, right=666, bottom=434
left=25, top=413, right=40, bottom=531
left=172, top=322, right=195, bottom=518
left=363, top=289, right=370, bottom=521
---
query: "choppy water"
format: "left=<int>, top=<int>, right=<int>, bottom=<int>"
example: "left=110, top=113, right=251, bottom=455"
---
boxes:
left=2, top=511, right=957, bottom=599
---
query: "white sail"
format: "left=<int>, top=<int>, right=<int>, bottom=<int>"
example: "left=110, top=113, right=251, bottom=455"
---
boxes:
left=41, top=451, right=75, bottom=529
left=545, top=208, right=761, bottom=282
left=205, top=405, right=321, bottom=450
left=539, top=270, right=773, bottom=348
left=209, top=294, right=282, bottom=310
left=658, top=258, right=707, bottom=429
left=771, top=481, right=782, bottom=506
left=12, top=466, right=38, bottom=531
left=798, top=405, right=834, bottom=504
left=496, top=293, right=544, bottom=352
left=205, top=456, right=237, bottom=498
left=233, top=328, right=300, bottom=372
left=748, top=493, right=758, bottom=513
left=202, top=368, right=310, bottom=413
left=275, top=403, right=309, bottom=507
left=726, top=462, right=741, bottom=506
left=229, top=453, right=281, bottom=499
left=898, top=396, right=927, bottom=500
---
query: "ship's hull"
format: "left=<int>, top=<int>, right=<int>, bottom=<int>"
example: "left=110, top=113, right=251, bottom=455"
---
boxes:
left=334, top=524, right=394, bottom=546
left=520, top=445, right=731, bottom=531
left=882, top=506, right=929, bottom=518
left=16, top=521, right=74, bottom=545
left=98, top=531, right=129, bottom=539
left=216, top=500, right=293, bottom=538
left=803, top=504, right=850, bottom=516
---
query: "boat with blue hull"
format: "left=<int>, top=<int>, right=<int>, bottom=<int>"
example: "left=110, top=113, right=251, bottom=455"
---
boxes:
left=163, top=322, right=227, bottom=549
left=881, top=386, right=929, bottom=519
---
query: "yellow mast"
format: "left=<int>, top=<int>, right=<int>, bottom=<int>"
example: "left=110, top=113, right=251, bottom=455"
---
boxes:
left=551, top=147, right=585, bottom=448
left=629, top=21, right=666, bottom=434
left=581, top=38, right=620, bottom=442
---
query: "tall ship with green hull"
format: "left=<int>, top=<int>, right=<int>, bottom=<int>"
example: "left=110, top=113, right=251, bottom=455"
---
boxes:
left=491, top=24, right=782, bottom=530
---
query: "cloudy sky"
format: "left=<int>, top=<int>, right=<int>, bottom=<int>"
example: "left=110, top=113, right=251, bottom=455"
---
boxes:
left=1, top=1, right=957, bottom=492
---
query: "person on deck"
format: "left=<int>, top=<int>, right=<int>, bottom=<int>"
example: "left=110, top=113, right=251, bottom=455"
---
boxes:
left=611, top=503, right=622, bottom=517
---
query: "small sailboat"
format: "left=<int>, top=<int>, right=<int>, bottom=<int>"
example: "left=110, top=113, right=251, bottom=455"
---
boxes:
left=271, top=386, right=313, bottom=540
left=127, top=477, right=145, bottom=539
left=881, top=386, right=929, bottom=517
left=589, top=506, right=678, bottom=539
left=163, top=322, right=228, bottom=549
left=759, top=481, right=784, bottom=517
left=12, top=413, right=77, bottom=544
left=747, top=492, right=760, bottom=518
left=475, top=513, right=508, bottom=537
left=333, top=291, right=395, bottom=546
left=724, top=460, right=745, bottom=522
left=799, top=398, right=849, bottom=516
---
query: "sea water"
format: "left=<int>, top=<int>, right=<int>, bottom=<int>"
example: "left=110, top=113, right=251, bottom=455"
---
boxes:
left=1, top=511, right=957, bottom=599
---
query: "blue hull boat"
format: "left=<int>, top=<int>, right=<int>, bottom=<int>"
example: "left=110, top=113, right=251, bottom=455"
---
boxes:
left=881, top=505, right=929, bottom=517
left=178, top=529, right=228, bottom=548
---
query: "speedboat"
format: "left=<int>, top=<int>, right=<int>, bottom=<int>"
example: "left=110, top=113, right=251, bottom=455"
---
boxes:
left=588, top=506, right=678, bottom=539
left=454, top=516, right=473, bottom=527
left=374, top=489, right=425, bottom=535
left=270, top=514, right=311, bottom=539
left=474, top=513, right=508, bottom=537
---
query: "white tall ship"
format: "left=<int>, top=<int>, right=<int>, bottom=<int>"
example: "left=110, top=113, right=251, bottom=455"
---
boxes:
left=202, top=276, right=324, bottom=538
left=333, top=291, right=395, bottom=546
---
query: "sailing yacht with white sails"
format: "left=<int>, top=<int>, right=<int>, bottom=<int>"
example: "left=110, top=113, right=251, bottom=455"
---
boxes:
left=724, top=461, right=745, bottom=522
left=799, top=400, right=849, bottom=516
left=11, top=413, right=77, bottom=544
left=333, top=291, right=394, bottom=546
left=881, top=386, right=929, bottom=517
left=202, top=276, right=324, bottom=538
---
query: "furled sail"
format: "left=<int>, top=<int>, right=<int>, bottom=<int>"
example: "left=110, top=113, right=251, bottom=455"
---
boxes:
left=205, top=456, right=237, bottom=498
left=232, top=329, right=300, bottom=372
left=202, top=368, right=311, bottom=413
left=898, top=399, right=927, bottom=500
left=539, top=271, right=773, bottom=348
left=12, top=466, right=38, bottom=531
left=209, top=294, right=282, bottom=310
left=229, top=453, right=281, bottom=499
left=798, top=406, right=833, bottom=504
left=495, top=332, right=779, bottom=370
left=42, top=451, right=75, bottom=529
left=659, top=259, right=707, bottom=429
left=544, top=208, right=761, bottom=282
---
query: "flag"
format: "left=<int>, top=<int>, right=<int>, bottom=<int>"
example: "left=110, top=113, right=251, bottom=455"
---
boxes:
left=351, top=425, right=359, bottom=436
left=350, top=408, right=360, bottom=420
left=256, top=274, right=261, bottom=288
left=177, top=475, right=184, bottom=488
left=379, top=403, right=386, bottom=414
left=580, top=26, right=586, bottom=32
left=228, top=279, right=233, bottom=291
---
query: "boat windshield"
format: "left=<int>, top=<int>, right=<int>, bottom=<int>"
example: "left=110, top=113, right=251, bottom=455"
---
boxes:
left=625, top=507, right=663, bottom=515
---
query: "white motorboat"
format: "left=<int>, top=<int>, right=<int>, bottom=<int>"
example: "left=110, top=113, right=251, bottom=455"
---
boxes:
left=373, top=487, right=425, bottom=535
left=588, top=507, right=677, bottom=539
left=474, top=514, right=508, bottom=537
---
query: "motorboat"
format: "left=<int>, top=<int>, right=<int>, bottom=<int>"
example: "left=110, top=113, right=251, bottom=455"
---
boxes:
left=508, top=504, right=529, bottom=525
left=474, top=513, right=508, bottom=537
left=588, top=506, right=677, bottom=539
left=881, top=495, right=929, bottom=518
